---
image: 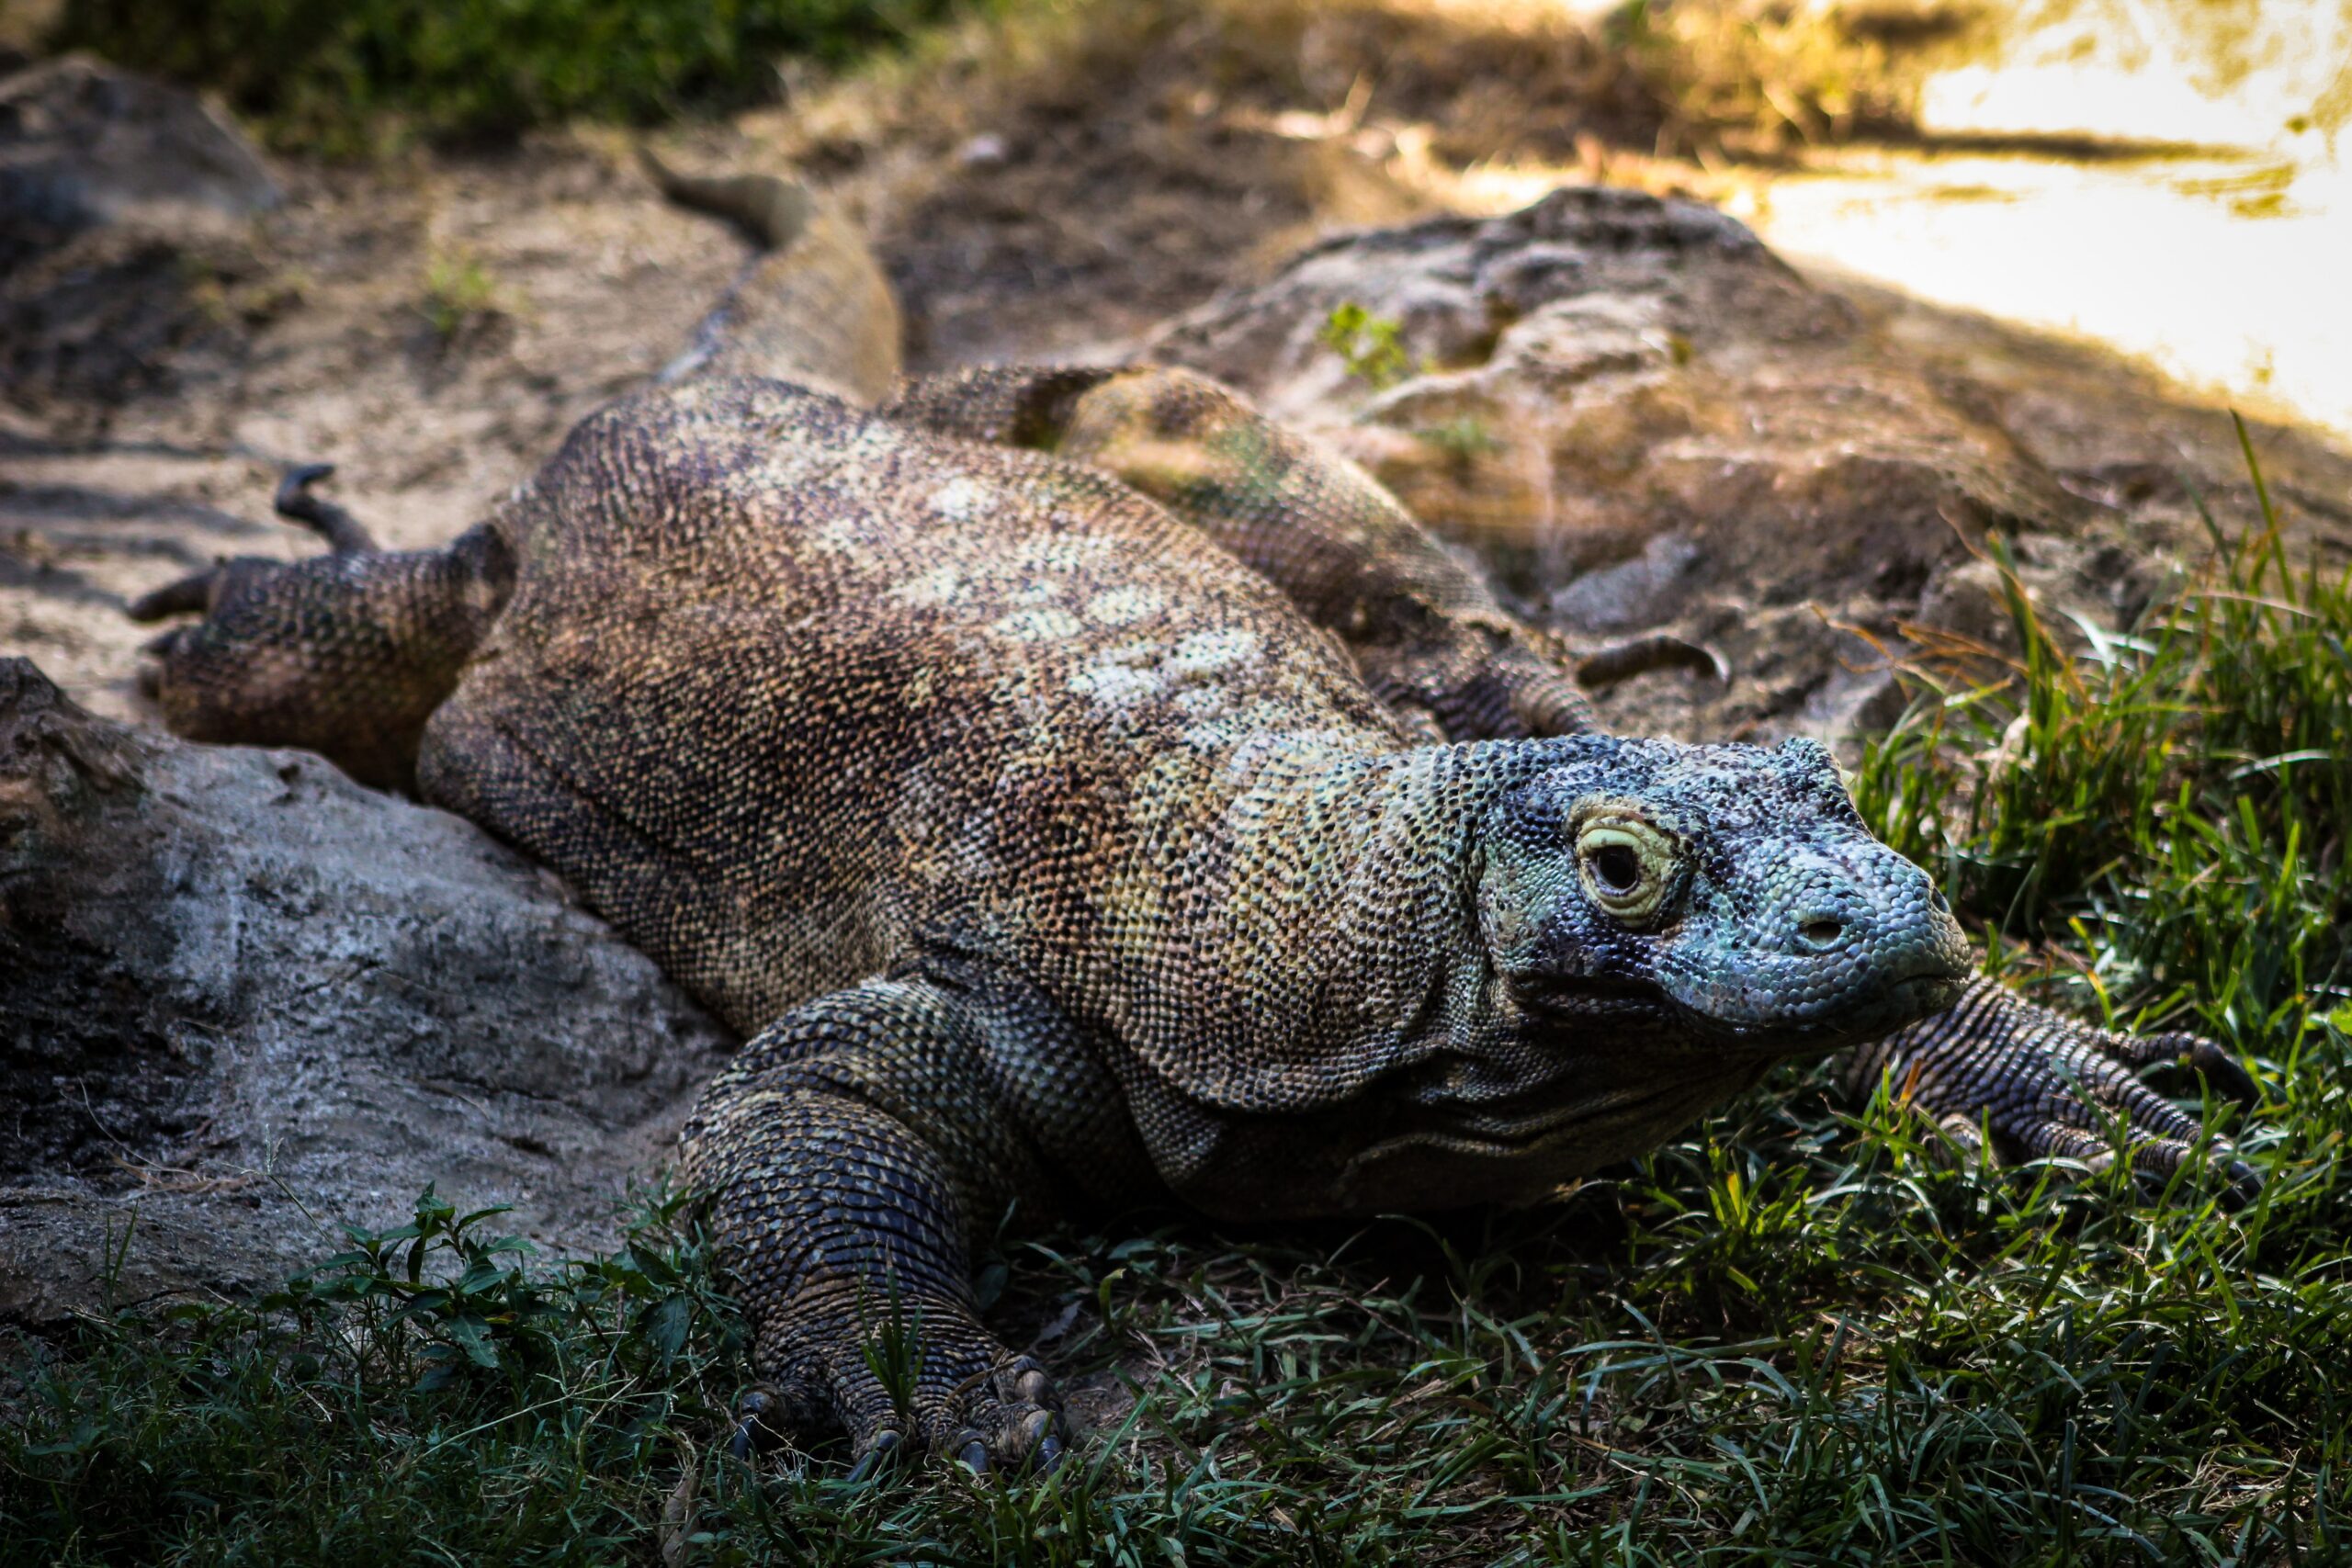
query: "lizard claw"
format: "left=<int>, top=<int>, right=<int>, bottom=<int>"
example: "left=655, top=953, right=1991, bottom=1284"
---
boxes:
left=725, top=1387, right=782, bottom=1463
left=2222, top=1156, right=2265, bottom=1206
left=845, top=1428, right=904, bottom=1483
left=1850, top=977, right=2266, bottom=1204
left=734, top=1314, right=1067, bottom=1479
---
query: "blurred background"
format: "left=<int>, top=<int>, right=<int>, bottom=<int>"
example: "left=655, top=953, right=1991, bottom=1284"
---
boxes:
left=10, top=0, right=2346, bottom=434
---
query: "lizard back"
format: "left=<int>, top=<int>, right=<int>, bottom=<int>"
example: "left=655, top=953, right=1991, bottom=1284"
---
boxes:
left=419, top=375, right=1410, bottom=1037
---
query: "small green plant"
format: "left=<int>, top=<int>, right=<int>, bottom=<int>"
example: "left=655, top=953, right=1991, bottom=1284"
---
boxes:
left=418, top=246, right=503, bottom=343
left=1414, top=412, right=1506, bottom=464
left=275, top=1185, right=556, bottom=1391
left=1, top=1183, right=741, bottom=1562
left=860, top=1278, right=927, bottom=1435
left=1318, top=300, right=1421, bottom=392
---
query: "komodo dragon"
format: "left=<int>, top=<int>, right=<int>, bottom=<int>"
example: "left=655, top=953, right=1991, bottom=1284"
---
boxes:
left=128, top=160, right=2259, bottom=1474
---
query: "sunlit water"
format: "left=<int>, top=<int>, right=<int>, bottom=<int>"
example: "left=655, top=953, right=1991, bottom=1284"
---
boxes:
left=1464, top=5, right=2352, bottom=444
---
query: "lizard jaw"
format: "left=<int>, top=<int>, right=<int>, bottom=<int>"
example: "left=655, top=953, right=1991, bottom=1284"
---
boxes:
left=1515, top=964, right=1968, bottom=1055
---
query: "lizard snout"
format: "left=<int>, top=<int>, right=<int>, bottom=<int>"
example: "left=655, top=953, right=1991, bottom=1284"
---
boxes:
left=1707, top=838, right=1973, bottom=1043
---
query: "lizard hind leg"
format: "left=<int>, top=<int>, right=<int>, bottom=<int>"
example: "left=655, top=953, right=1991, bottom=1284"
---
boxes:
left=129, top=466, right=512, bottom=791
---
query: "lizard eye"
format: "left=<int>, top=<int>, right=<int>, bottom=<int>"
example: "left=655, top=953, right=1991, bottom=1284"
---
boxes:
left=1590, top=843, right=1640, bottom=893
left=1575, top=815, right=1678, bottom=924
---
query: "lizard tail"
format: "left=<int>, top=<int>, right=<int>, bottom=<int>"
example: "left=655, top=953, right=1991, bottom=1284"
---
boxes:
left=642, top=145, right=903, bottom=406
left=638, top=146, right=817, bottom=252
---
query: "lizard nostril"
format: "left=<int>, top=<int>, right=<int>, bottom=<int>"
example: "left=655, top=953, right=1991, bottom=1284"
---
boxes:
left=1799, top=917, right=1846, bottom=950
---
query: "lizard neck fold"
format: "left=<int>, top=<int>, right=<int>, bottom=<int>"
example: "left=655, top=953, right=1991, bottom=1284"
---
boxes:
left=1121, top=734, right=1588, bottom=1104
left=1102, top=736, right=1549, bottom=1208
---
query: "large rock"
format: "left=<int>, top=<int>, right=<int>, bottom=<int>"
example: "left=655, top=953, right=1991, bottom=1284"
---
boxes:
left=0, top=660, right=732, bottom=1324
left=1145, top=186, right=2121, bottom=743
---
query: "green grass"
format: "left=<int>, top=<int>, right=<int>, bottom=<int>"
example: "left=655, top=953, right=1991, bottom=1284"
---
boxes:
left=5, top=433, right=2347, bottom=1562
left=52, top=0, right=969, bottom=154
left=1319, top=302, right=1423, bottom=393
left=1852, top=421, right=2349, bottom=1060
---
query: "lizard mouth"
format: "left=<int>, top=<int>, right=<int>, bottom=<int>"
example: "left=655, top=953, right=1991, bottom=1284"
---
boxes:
left=1516, top=967, right=1964, bottom=1050
left=1514, top=974, right=1666, bottom=1011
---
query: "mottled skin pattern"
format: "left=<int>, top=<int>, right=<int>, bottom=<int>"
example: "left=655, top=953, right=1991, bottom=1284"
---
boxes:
left=880, top=365, right=1602, bottom=742
left=132, top=168, right=2258, bottom=1473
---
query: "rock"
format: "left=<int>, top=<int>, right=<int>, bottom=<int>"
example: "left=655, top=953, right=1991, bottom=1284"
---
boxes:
left=0, top=58, right=286, bottom=419
left=0, top=660, right=732, bottom=1324
left=1548, top=531, right=1704, bottom=634
left=1150, top=186, right=2076, bottom=584
left=0, top=54, right=278, bottom=239
left=1144, top=186, right=2096, bottom=743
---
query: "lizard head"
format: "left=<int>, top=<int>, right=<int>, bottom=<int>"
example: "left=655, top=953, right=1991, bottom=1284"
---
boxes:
left=1477, top=735, right=1972, bottom=1054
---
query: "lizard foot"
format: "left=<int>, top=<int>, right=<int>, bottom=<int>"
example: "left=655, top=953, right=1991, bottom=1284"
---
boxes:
left=686, top=980, right=1080, bottom=1483
left=737, top=1301, right=1067, bottom=1479
left=1850, top=977, right=2264, bottom=1202
left=126, top=461, right=379, bottom=632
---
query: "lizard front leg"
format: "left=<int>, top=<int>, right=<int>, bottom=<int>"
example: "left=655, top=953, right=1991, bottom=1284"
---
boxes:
left=1843, top=976, right=2263, bottom=1195
left=683, top=976, right=1089, bottom=1474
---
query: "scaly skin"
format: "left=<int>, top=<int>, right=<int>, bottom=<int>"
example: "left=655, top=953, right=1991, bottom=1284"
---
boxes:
left=130, top=165, right=2260, bottom=1473
left=881, top=365, right=1602, bottom=740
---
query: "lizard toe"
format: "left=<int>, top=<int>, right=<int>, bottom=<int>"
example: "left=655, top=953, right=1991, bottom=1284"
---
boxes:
left=845, top=1427, right=907, bottom=1483
left=2115, top=1029, right=2264, bottom=1105
left=1865, top=980, right=2266, bottom=1208
left=944, top=1355, right=1068, bottom=1477
left=2007, top=1096, right=2256, bottom=1207
left=780, top=1315, right=1069, bottom=1477
left=996, top=1404, right=1068, bottom=1475
left=724, top=1385, right=781, bottom=1462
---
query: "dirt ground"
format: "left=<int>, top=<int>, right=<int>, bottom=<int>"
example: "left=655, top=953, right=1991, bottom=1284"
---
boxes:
left=5, top=0, right=2348, bottom=740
